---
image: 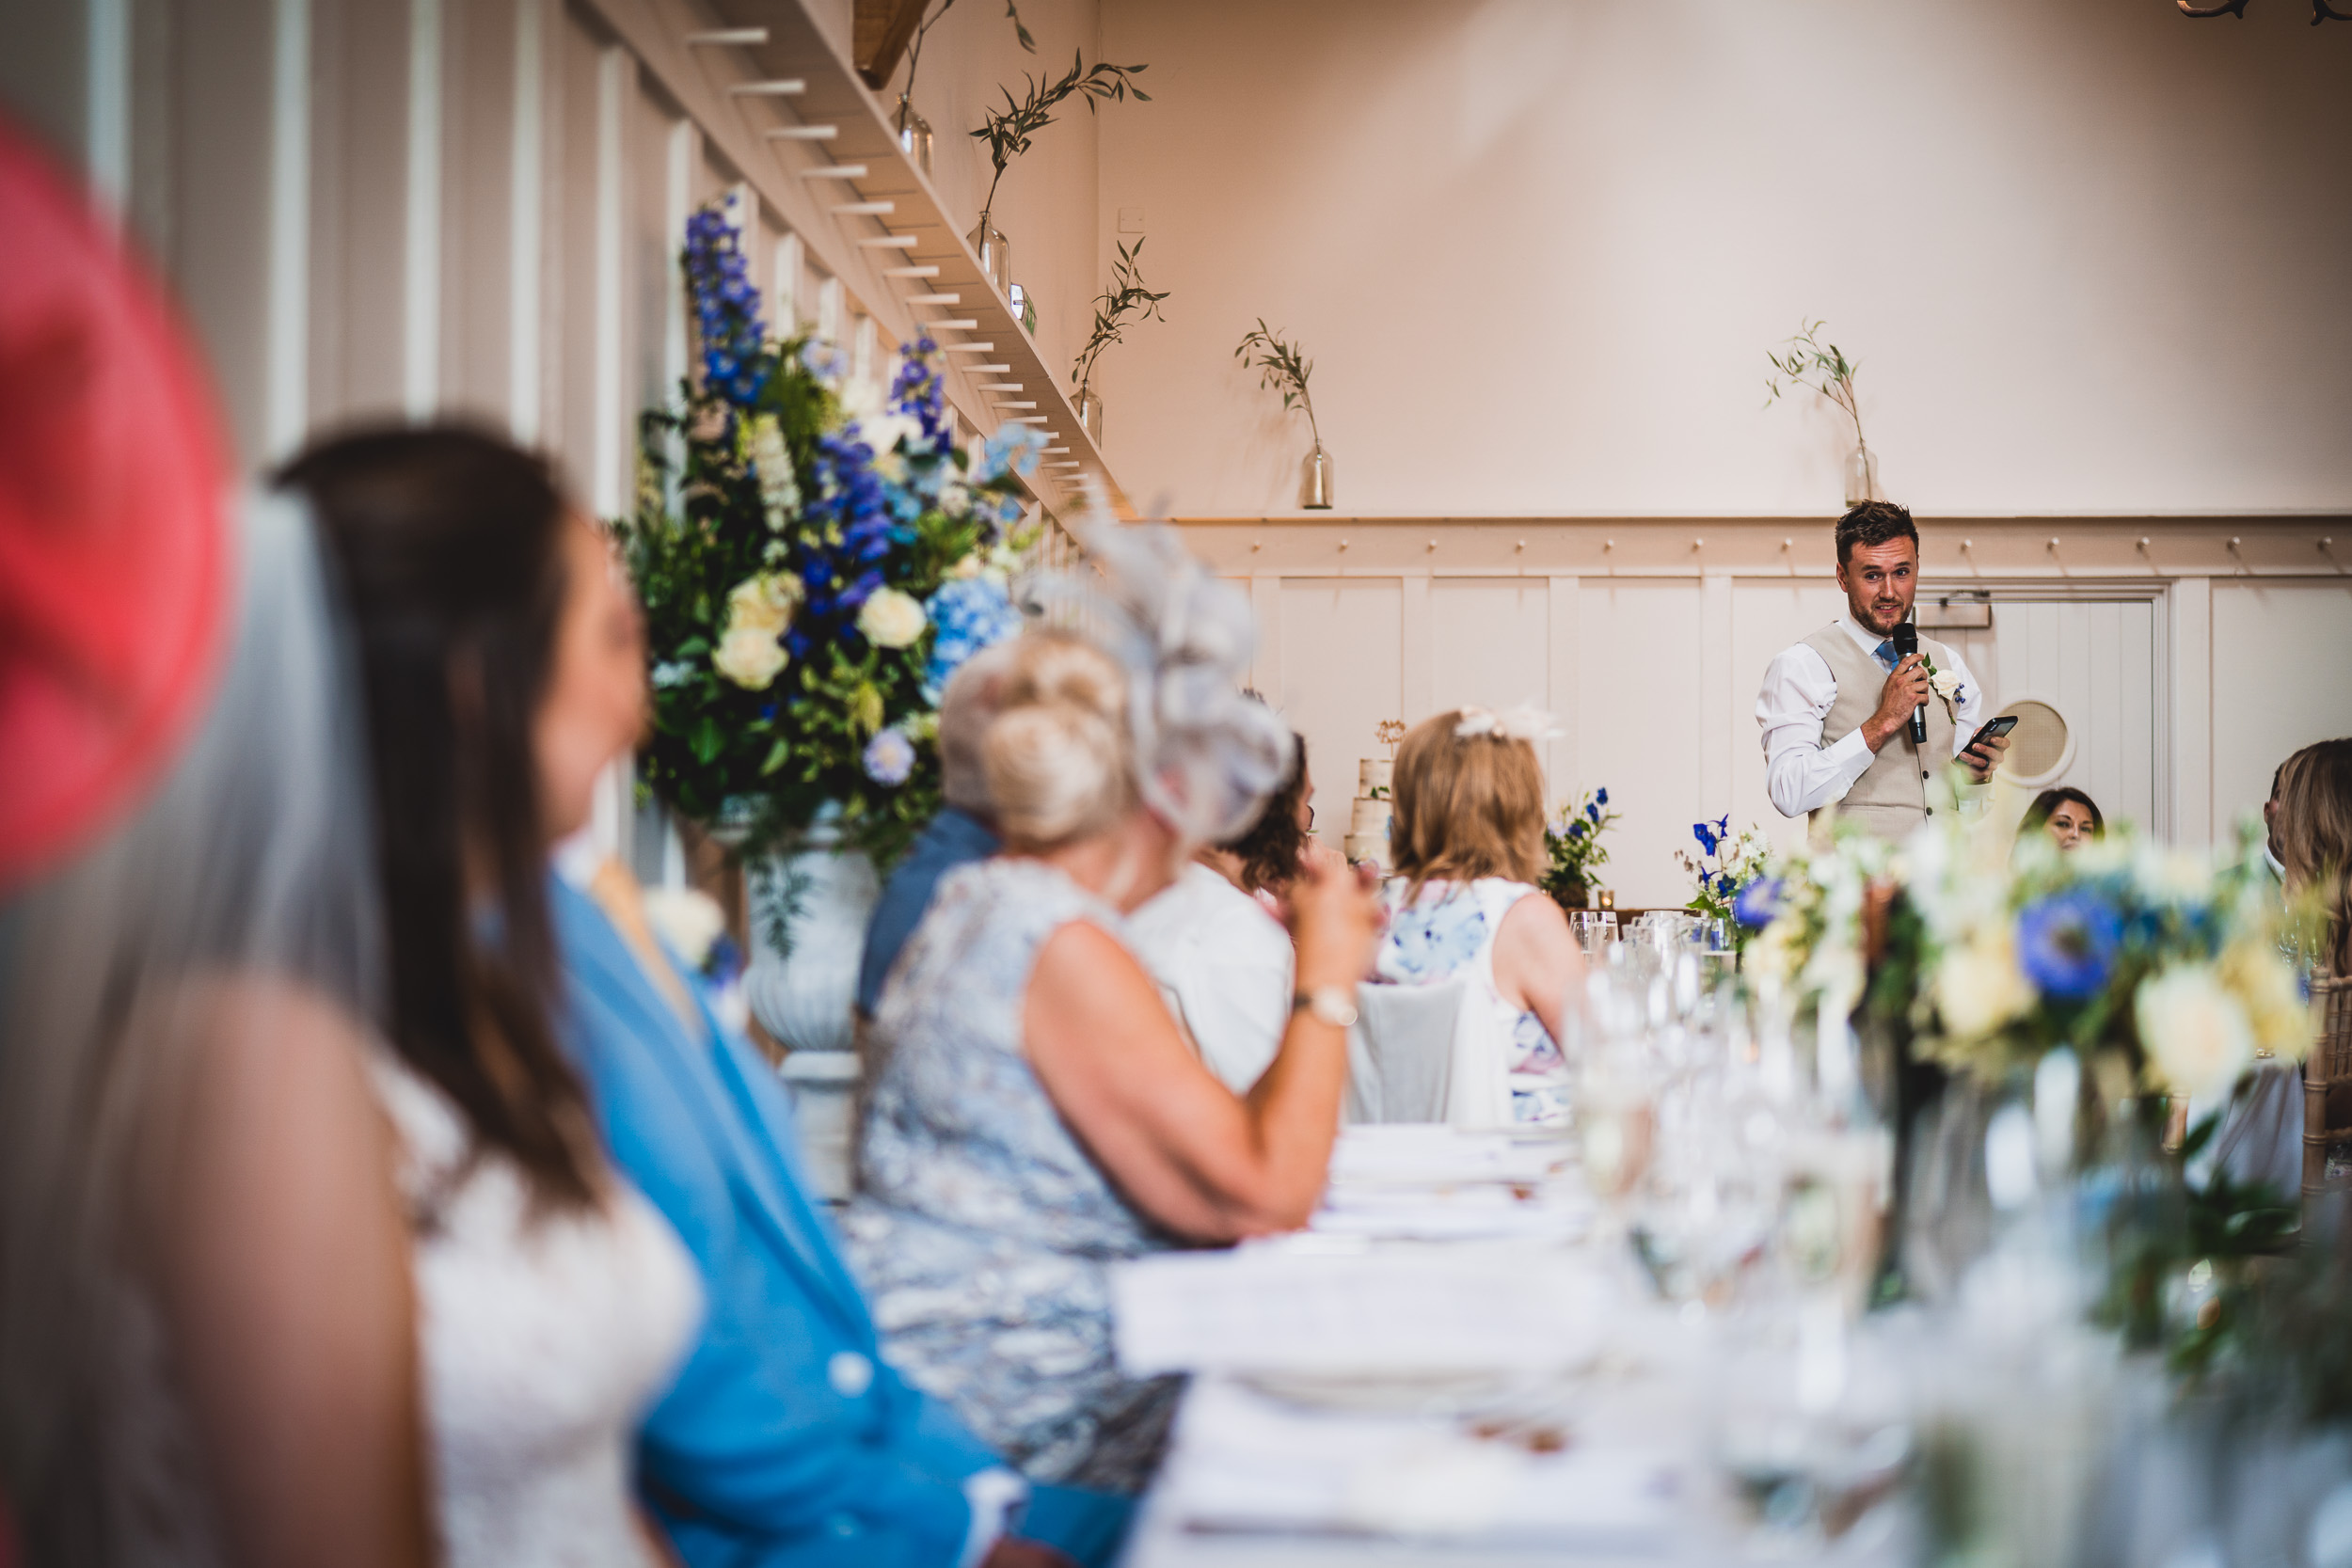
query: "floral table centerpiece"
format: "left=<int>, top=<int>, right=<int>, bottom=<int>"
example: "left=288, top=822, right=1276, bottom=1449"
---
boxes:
left=615, top=206, right=1041, bottom=1046
left=1540, top=787, right=1617, bottom=911
left=1742, top=809, right=2315, bottom=1318
left=1677, top=815, right=1771, bottom=954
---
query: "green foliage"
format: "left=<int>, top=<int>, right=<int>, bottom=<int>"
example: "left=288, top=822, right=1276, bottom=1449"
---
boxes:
left=973, top=52, right=1150, bottom=220
left=1233, top=319, right=1320, bottom=442
left=1764, top=318, right=1867, bottom=446
left=1071, top=237, right=1170, bottom=400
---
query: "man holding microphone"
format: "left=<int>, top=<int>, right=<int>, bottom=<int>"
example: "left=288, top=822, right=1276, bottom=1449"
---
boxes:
left=1756, top=501, right=2010, bottom=843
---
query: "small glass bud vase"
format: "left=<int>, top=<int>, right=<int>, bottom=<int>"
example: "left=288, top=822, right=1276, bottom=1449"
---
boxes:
left=894, top=97, right=932, bottom=175
left=1008, top=282, right=1037, bottom=337
left=966, top=214, right=1010, bottom=296
left=1075, top=387, right=1104, bottom=446
left=1301, top=441, right=1334, bottom=510
left=1845, top=441, right=1880, bottom=506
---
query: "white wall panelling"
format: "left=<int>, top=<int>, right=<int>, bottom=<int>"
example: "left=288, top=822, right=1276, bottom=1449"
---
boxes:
left=2212, top=581, right=2352, bottom=842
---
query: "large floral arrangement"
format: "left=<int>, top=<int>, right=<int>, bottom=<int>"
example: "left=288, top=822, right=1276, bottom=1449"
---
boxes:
left=1744, top=815, right=2312, bottom=1104
left=615, top=206, right=1042, bottom=867
left=1540, top=786, right=1617, bottom=906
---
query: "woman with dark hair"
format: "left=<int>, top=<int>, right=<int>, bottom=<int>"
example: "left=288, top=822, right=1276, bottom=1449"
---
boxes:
left=2018, top=786, right=2104, bottom=852
left=1219, top=731, right=1315, bottom=901
left=286, top=426, right=702, bottom=1567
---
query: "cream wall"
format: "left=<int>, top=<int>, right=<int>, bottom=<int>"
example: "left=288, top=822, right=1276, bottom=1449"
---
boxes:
left=1098, top=0, right=2352, bottom=518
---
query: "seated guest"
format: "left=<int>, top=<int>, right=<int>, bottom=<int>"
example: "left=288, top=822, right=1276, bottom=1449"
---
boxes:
left=846, top=530, right=1381, bottom=1495
left=294, top=430, right=707, bottom=1566
left=856, top=642, right=1018, bottom=1020
left=1375, top=708, right=1585, bottom=1127
left=2017, top=786, right=2104, bottom=852
left=1126, top=731, right=1313, bottom=1091
left=2209, top=739, right=2350, bottom=1196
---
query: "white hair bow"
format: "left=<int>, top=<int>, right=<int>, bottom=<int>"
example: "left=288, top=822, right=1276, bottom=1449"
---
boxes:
left=1454, top=703, right=1561, bottom=743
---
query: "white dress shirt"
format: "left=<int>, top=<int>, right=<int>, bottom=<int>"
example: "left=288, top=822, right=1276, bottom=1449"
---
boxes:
left=1124, top=863, right=1295, bottom=1093
left=1756, top=615, right=1986, bottom=818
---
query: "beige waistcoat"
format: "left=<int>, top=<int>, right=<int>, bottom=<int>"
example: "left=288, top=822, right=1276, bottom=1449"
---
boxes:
left=1802, top=624, right=1962, bottom=844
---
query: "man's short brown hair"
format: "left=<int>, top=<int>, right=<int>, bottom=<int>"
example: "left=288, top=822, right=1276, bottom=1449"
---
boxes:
left=1836, top=500, right=1918, bottom=565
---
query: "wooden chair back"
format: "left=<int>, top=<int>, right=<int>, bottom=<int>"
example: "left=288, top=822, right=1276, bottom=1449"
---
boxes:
left=2302, top=969, right=2352, bottom=1196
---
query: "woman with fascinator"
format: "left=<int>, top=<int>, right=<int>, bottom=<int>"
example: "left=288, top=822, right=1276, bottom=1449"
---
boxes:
left=1373, top=708, right=1587, bottom=1127
left=842, top=522, right=1382, bottom=1495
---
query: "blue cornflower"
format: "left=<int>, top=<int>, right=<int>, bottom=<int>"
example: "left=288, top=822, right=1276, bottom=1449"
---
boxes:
left=2016, top=889, right=2123, bottom=1003
left=1596, top=787, right=1609, bottom=807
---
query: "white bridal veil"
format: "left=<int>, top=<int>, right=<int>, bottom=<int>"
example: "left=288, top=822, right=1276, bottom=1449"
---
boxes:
left=0, top=490, right=382, bottom=1561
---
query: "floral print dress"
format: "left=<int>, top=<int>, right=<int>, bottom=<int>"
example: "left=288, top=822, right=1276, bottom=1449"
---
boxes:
left=1375, top=878, right=1571, bottom=1125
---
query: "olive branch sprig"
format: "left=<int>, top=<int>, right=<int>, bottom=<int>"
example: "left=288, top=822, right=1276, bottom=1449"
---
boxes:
left=1070, top=238, right=1170, bottom=403
left=1764, top=318, right=1867, bottom=448
left=896, top=1, right=1033, bottom=140
left=973, top=53, right=1150, bottom=226
left=1233, top=319, right=1320, bottom=445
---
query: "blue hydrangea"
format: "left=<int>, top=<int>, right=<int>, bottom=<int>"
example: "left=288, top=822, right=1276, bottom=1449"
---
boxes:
left=2016, top=889, right=2123, bottom=1002
left=975, top=423, right=1049, bottom=483
left=922, top=576, right=1024, bottom=702
left=862, top=726, right=916, bottom=786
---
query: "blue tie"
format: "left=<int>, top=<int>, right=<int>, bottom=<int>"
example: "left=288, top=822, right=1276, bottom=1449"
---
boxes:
left=1874, top=640, right=1899, bottom=671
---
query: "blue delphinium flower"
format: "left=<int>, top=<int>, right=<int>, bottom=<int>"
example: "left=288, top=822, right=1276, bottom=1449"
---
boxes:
left=862, top=727, right=916, bottom=786
left=922, top=576, right=1024, bottom=702
left=683, top=209, right=768, bottom=405
left=1565, top=819, right=1586, bottom=841
left=1733, top=877, right=1786, bottom=930
left=2016, top=889, right=2123, bottom=1002
left=1585, top=800, right=1600, bottom=822
left=1693, top=819, right=1720, bottom=857
left=1596, top=787, right=1609, bottom=807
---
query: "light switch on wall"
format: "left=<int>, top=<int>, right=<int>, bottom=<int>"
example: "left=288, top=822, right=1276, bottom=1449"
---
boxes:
left=1118, top=206, right=1145, bottom=233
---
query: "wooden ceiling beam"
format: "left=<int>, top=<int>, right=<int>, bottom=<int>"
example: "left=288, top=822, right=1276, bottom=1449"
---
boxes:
left=854, top=0, right=930, bottom=90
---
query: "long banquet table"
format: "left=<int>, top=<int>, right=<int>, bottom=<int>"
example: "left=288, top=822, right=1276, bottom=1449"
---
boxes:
left=1111, top=1124, right=1919, bottom=1568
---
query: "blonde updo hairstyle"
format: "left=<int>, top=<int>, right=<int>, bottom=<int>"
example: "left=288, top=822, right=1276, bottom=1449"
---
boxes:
left=1389, top=710, right=1547, bottom=898
left=982, top=630, right=1137, bottom=851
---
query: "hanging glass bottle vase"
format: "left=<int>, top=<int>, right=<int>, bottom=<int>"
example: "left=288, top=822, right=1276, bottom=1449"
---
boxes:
left=894, top=96, right=933, bottom=176
left=1301, top=441, right=1335, bottom=510
left=966, top=214, right=1010, bottom=296
left=1075, top=387, right=1104, bottom=447
left=1845, top=441, right=1880, bottom=506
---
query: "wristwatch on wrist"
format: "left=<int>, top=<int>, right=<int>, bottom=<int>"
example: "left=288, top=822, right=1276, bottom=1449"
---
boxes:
left=1292, top=985, right=1359, bottom=1029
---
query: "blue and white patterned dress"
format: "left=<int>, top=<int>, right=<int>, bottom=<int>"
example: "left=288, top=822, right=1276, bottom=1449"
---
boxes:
left=1375, top=877, right=1572, bottom=1125
left=841, top=857, right=1183, bottom=1493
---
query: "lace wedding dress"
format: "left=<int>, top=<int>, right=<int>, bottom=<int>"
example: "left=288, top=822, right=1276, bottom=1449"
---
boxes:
left=373, top=1055, right=703, bottom=1566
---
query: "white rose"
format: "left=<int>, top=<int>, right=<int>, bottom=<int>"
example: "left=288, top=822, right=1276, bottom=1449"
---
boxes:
left=1934, top=927, right=2035, bottom=1043
left=725, top=573, right=799, bottom=638
left=1930, top=670, right=1963, bottom=701
left=712, top=624, right=787, bottom=689
left=2137, top=963, right=2256, bottom=1101
left=856, top=586, right=928, bottom=648
left=947, top=553, right=984, bottom=580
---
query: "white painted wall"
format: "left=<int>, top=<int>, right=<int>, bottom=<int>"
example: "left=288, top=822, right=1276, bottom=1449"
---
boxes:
left=1098, top=0, right=2352, bottom=518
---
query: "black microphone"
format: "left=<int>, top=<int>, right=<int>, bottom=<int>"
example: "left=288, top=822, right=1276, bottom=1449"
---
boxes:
left=1891, top=621, right=1927, bottom=745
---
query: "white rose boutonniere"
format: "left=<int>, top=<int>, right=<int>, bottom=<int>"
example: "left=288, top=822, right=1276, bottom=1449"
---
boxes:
left=856, top=586, right=929, bottom=649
